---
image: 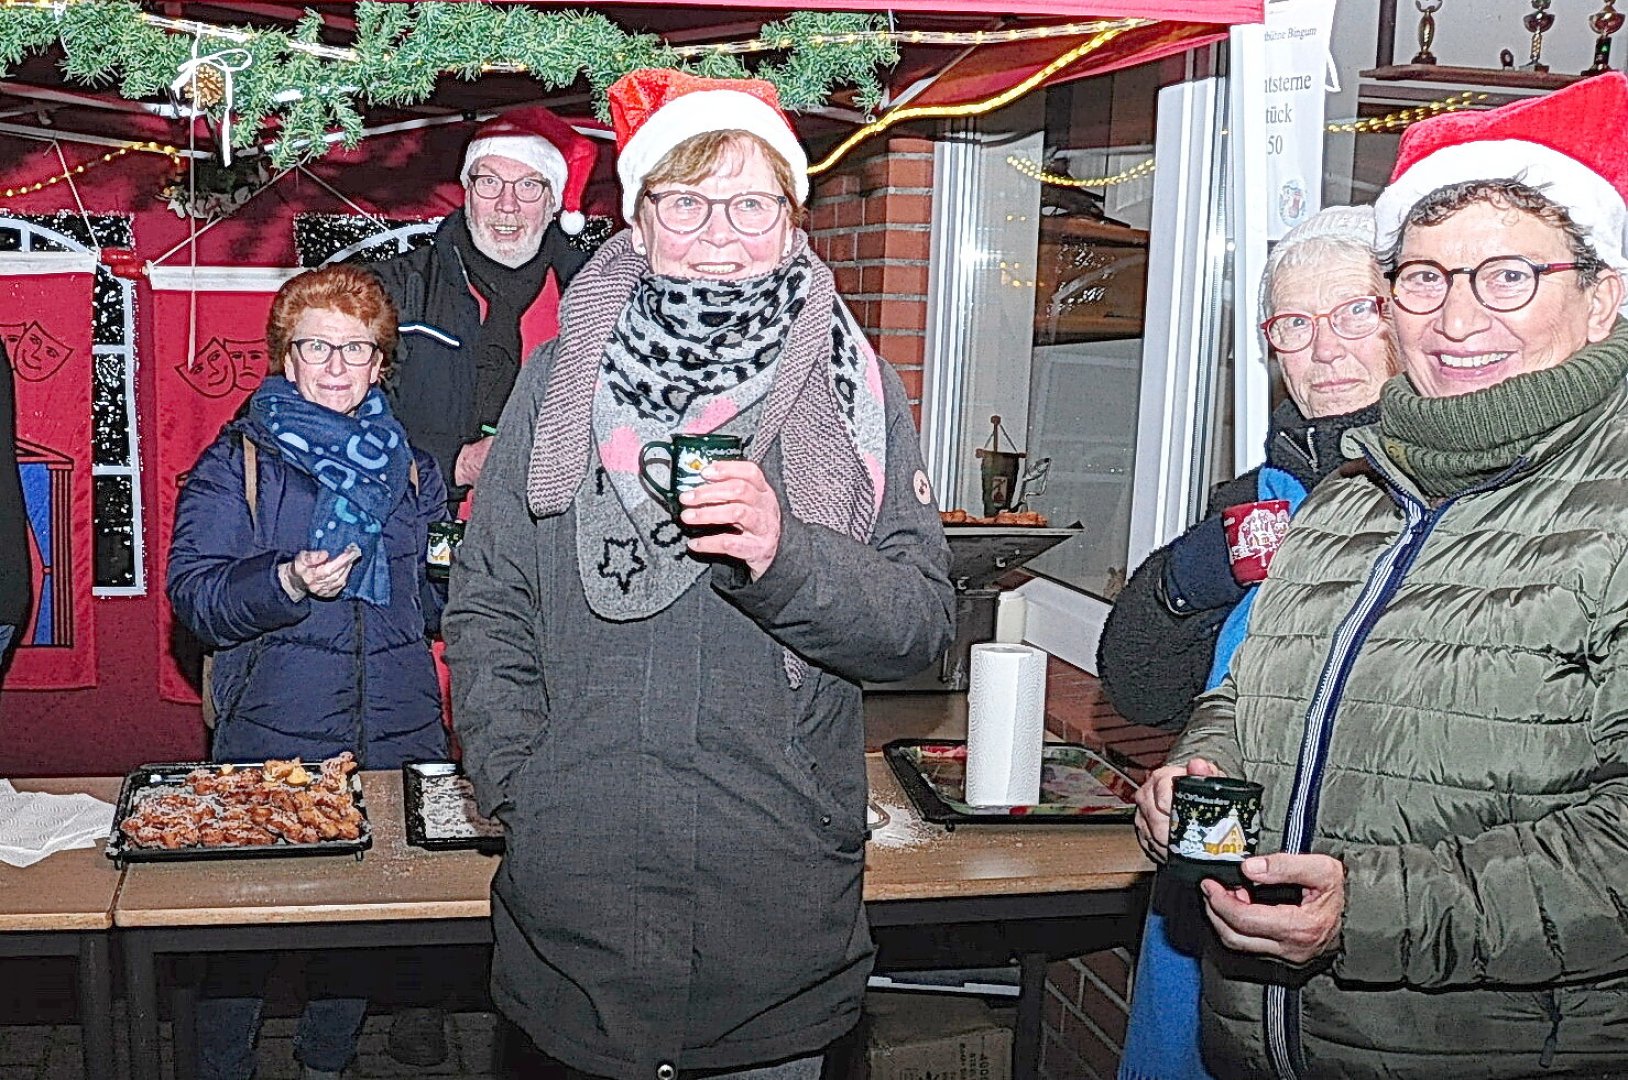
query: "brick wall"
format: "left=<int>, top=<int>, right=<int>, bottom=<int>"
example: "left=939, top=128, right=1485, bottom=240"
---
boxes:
left=805, top=135, right=934, bottom=418
left=1040, top=658, right=1174, bottom=1079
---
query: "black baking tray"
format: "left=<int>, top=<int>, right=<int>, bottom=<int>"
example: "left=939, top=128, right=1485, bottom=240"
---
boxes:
left=104, top=761, right=372, bottom=868
left=883, top=738, right=1139, bottom=828
left=402, top=761, right=505, bottom=853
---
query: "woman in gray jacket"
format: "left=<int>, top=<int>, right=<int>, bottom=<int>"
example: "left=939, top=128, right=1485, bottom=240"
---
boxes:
left=443, top=69, right=954, bottom=1080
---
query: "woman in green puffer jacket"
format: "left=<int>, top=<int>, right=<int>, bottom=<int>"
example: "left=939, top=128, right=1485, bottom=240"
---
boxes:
left=1134, top=73, right=1628, bottom=1079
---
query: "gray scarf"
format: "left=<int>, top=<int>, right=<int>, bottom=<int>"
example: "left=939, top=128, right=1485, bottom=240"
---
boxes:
left=527, top=230, right=889, bottom=685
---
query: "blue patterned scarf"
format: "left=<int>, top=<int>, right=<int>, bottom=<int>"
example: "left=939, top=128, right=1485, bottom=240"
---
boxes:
left=247, top=375, right=413, bottom=606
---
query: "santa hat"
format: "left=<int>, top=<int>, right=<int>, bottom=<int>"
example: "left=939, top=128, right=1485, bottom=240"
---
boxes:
left=607, top=68, right=808, bottom=224
left=460, top=106, right=598, bottom=235
left=1374, top=72, right=1628, bottom=281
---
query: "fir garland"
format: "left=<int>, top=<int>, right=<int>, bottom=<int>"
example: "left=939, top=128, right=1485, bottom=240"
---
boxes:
left=0, top=3, right=898, bottom=168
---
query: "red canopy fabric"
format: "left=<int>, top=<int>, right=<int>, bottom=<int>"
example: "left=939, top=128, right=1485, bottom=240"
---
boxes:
left=890, top=20, right=1228, bottom=110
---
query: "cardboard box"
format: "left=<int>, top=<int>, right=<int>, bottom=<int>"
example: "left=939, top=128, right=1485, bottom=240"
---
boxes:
left=864, top=992, right=1014, bottom=1080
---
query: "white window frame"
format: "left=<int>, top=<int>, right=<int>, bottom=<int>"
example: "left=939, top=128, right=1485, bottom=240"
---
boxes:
left=0, top=226, right=144, bottom=596
left=1229, top=22, right=1272, bottom=476
left=919, top=65, right=1233, bottom=674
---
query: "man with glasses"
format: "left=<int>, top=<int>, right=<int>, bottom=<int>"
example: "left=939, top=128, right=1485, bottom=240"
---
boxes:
left=372, top=107, right=599, bottom=514
left=369, top=108, right=598, bottom=1067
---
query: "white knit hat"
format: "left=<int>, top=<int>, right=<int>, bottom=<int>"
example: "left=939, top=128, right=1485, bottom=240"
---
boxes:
left=607, top=68, right=808, bottom=224
left=1259, top=204, right=1378, bottom=318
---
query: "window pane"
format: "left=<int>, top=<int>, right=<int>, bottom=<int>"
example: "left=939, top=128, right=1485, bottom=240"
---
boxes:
left=92, top=345, right=128, bottom=466
left=946, top=70, right=1160, bottom=600
left=94, top=474, right=135, bottom=589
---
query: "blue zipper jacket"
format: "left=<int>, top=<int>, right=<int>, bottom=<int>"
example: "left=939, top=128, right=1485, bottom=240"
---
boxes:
left=168, top=415, right=450, bottom=768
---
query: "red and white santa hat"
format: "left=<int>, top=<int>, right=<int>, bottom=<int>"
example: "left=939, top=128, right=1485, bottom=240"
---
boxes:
left=460, top=106, right=598, bottom=235
left=1374, top=71, right=1628, bottom=280
left=607, top=68, right=808, bottom=224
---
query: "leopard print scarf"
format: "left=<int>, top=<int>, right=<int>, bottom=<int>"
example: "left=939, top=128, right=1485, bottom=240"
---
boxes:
left=527, top=230, right=888, bottom=687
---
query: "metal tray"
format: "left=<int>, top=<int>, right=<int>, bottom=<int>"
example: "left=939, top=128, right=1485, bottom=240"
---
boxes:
left=883, top=738, right=1139, bottom=828
left=402, top=761, right=504, bottom=853
left=105, top=761, right=372, bottom=867
left=940, top=524, right=1083, bottom=591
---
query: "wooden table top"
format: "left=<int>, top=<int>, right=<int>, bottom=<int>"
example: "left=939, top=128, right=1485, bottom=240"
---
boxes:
left=113, top=771, right=498, bottom=928
left=0, top=777, right=123, bottom=932
left=104, top=760, right=1148, bottom=929
left=863, top=757, right=1150, bottom=903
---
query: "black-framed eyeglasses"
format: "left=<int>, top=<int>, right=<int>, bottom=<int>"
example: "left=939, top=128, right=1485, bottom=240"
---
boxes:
left=290, top=338, right=381, bottom=367
left=643, top=190, right=789, bottom=236
left=467, top=173, right=551, bottom=204
left=1387, top=255, right=1585, bottom=315
left=1260, top=295, right=1387, bottom=352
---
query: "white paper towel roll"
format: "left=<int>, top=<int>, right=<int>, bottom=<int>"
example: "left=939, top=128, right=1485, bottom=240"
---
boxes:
left=965, top=643, right=1047, bottom=806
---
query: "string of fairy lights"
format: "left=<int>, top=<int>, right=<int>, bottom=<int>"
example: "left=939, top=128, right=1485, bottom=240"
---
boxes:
left=0, top=140, right=181, bottom=201
left=0, top=0, right=1495, bottom=205
left=0, top=87, right=1502, bottom=205
left=810, top=23, right=1139, bottom=175
left=1006, top=90, right=1494, bottom=189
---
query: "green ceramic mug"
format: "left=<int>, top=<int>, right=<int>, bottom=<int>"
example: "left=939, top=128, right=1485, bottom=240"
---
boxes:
left=639, top=433, right=744, bottom=517
left=425, top=519, right=465, bottom=581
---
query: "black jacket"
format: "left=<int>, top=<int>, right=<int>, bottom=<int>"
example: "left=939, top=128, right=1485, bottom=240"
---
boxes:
left=370, top=211, right=588, bottom=510
left=0, top=341, right=29, bottom=629
left=1096, top=398, right=1378, bottom=730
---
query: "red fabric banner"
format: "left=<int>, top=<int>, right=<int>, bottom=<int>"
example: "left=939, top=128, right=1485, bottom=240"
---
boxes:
left=151, top=282, right=283, bottom=705
left=1, top=266, right=97, bottom=689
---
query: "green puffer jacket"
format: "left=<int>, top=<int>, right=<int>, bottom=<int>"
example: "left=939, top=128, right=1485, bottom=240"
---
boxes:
left=1173, top=384, right=1628, bottom=1079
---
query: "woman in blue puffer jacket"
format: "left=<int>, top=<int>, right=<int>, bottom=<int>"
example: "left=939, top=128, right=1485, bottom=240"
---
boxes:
left=167, top=264, right=448, bottom=1080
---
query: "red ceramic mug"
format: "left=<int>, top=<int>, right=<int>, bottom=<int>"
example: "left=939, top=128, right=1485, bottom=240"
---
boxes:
left=1222, top=499, right=1292, bottom=585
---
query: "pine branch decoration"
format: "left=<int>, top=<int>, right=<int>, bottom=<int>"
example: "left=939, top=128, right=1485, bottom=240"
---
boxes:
left=0, top=2, right=898, bottom=165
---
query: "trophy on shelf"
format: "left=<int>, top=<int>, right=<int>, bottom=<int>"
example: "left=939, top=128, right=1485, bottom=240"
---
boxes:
left=1413, top=0, right=1443, bottom=65
left=1523, top=0, right=1556, bottom=73
left=1585, top=0, right=1625, bottom=76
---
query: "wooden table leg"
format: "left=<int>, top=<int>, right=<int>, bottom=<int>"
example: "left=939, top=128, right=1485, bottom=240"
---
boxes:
left=77, top=933, right=118, bottom=1080
left=1013, top=951, right=1047, bottom=1080
left=123, top=932, right=165, bottom=1080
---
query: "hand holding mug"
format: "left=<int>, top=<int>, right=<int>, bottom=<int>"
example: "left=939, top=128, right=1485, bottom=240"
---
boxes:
left=639, top=433, right=744, bottom=516
left=680, top=460, right=783, bottom=580
left=280, top=544, right=362, bottom=601
left=1200, top=852, right=1345, bottom=965
left=1134, top=756, right=1223, bottom=864
left=1222, top=499, right=1293, bottom=585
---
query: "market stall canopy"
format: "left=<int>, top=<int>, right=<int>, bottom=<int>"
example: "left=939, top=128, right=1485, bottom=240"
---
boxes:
left=0, top=2, right=1261, bottom=168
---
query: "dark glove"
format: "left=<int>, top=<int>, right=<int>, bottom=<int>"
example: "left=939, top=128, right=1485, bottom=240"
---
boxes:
left=1159, top=515, right=1247, bottom=615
